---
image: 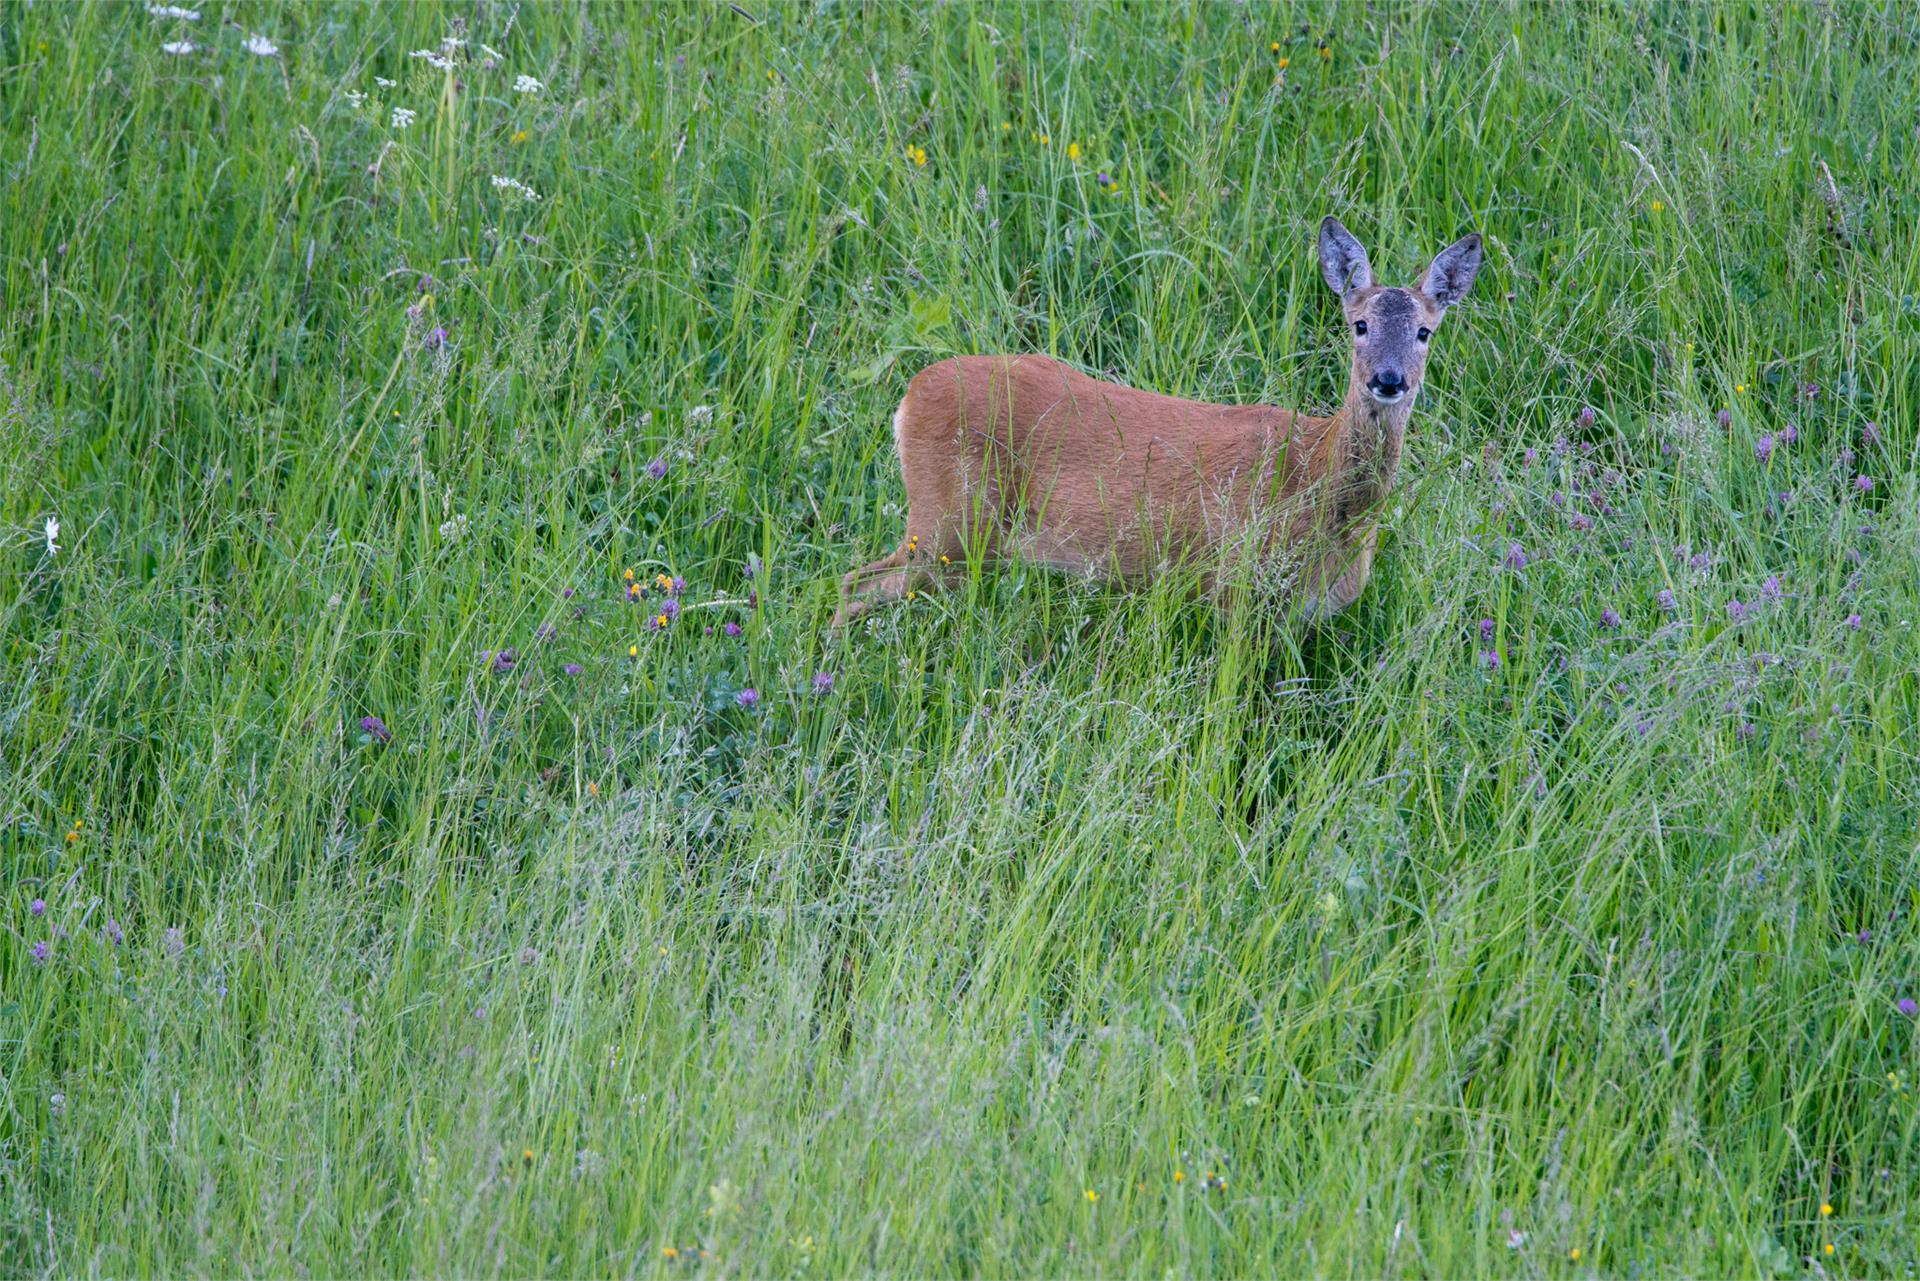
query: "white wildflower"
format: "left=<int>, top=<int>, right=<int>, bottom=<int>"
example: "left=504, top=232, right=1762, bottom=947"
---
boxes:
left=390, top=106, right=417, bottom=129
left=489, top=174, right=540, bottom=201
left=375, top=76, right=396, bottom=88
left=344, top=88, right=366, bottom=107
left=513, top=74, right=543, bottom=94
left=146, top=4, right=200, bottom=19
left=688, top=405, right=714, bottom=427
left=438, top=514, right=469, bottom=541
left=243, top=33, right=278, bottom=57
left=44, top=516, right=60, bottom=555
left=439, top=35, right=466, bottom=52
left=409, top=49, right=455, bottom=71
left=162, top=40, right=195, bottom=55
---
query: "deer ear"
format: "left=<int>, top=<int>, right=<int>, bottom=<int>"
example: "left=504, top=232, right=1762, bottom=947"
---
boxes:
left=1318, top=217, right=1372, bottom=297
left=1421, top=232, right=1483, bottom=308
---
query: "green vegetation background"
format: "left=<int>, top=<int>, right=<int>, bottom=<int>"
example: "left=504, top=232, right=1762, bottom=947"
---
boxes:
left=3, top=1, right=1917, bottom=1275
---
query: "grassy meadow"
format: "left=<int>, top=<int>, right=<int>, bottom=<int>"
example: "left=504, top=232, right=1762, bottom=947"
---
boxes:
left=5, top=0, right=1920, bottom=1274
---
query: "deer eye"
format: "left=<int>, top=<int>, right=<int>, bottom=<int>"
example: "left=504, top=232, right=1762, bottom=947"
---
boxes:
left=1416, top=326, right=1432, bottom=342
left=1353, top=320, right=1368, bottom=337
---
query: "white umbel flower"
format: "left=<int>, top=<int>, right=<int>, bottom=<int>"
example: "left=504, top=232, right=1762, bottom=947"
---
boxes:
left=45, top=516, right=60, bottom=555
left=409, top=49, right=455, bottom=71
left=146, top=4, right=201, bottom=19
left=162, top=40, right=195, bottom=55
left=490, top=174, right=540, bottom=201
left=513, top=74, right=543, bottom=94
left=243, top=33, right=278, bottom=56
left=390, top=106, right=417, bottom=129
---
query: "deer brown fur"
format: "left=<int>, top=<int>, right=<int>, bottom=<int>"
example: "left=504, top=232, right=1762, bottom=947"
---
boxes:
left=833, top=218, right=1482, bottom=626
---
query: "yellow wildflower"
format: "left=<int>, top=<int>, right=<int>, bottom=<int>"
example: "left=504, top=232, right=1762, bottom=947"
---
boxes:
left=1066, top=142, right=1079, bottom=160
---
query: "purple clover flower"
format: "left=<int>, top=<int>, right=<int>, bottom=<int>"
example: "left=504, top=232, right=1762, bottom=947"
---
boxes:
left=1845, top=614, right=1862, bottom=630
left=1477, top=649, right=1502, bottom=671
left=1862, top=421, right=1882, bottom=447
left=1899, top=998, right=1918, bottom=1018
left=535, top=622, right=558, bottom=642
left=736, top=687, right=760, bottom=708
left=1753, top=434, right=1773, bottom=462
left=660, top=599, right=680, bottom=620
left=1657, top=589, right=1677, bottom=612
left=1690, top=552, right=1711, bottom=573
left=1570, top=512, right=1593, bottom=532
left=31, top=940, right=49, bottom=964
left=1578, top=405, right=1596, bottom=427
left=1853, top=474, right=1874, bottom=493
left=723, top=621, right=742, bottom=638
left=1779, top=423, right=1797, bottom=445
left=1523, top=447, right=1539, bottom=466
left=424, top=326, right=448, bottom=350
left=359, top=715, right=392, bottom=744
left=1726, top=599, right=1748, bottom=623
left=1760, top=575, right=1783, bottom=603
left=1503, top=542, right=1528, bottom=571
left=1717, top=409, right=1731, bottom=430
left=1478, top=618, right=1496, bottom=643
left=488, top=648, right=517, bottom=675
left=30, top=898, right=46, bottom=917
left=646, top=456, right=669, bottom=480
left=563, top=662, right=583, bottom=676
left=812, top=671, right=835, bottom=694
left=1599, top=608, right=1622, bottom=629
left=105, top=917, right=123, bottom=945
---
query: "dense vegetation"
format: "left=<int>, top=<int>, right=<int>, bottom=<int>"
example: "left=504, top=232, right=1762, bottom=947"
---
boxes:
left=3, top=1, right=1917, bottom=1274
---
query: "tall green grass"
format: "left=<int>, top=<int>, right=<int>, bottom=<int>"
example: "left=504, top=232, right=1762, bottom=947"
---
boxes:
left=3, top=1, right=1917, bottom=1274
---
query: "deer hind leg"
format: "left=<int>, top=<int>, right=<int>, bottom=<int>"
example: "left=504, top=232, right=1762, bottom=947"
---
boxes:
left=832, top=524, right=971, bottom=627
left=832, top=400, right=981, bottom=627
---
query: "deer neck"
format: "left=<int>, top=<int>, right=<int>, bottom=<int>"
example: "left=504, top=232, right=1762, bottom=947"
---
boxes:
left=1324, top=383, right=1412, bottom=517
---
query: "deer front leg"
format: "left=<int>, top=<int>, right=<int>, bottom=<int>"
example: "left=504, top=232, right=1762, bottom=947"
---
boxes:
left=1293, top=523, right=1379, bottom=623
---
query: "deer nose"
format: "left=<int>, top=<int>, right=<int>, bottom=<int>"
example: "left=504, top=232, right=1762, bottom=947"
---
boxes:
left=1369, top=369, right=1407, bottom=398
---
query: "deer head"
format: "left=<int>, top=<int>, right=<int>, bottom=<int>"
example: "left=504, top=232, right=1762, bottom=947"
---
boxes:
left=1319, top=217, right=1483, bottom=412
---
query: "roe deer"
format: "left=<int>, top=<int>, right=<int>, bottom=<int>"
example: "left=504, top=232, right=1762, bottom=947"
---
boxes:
left=833, top=218, right=1482, bottom=626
